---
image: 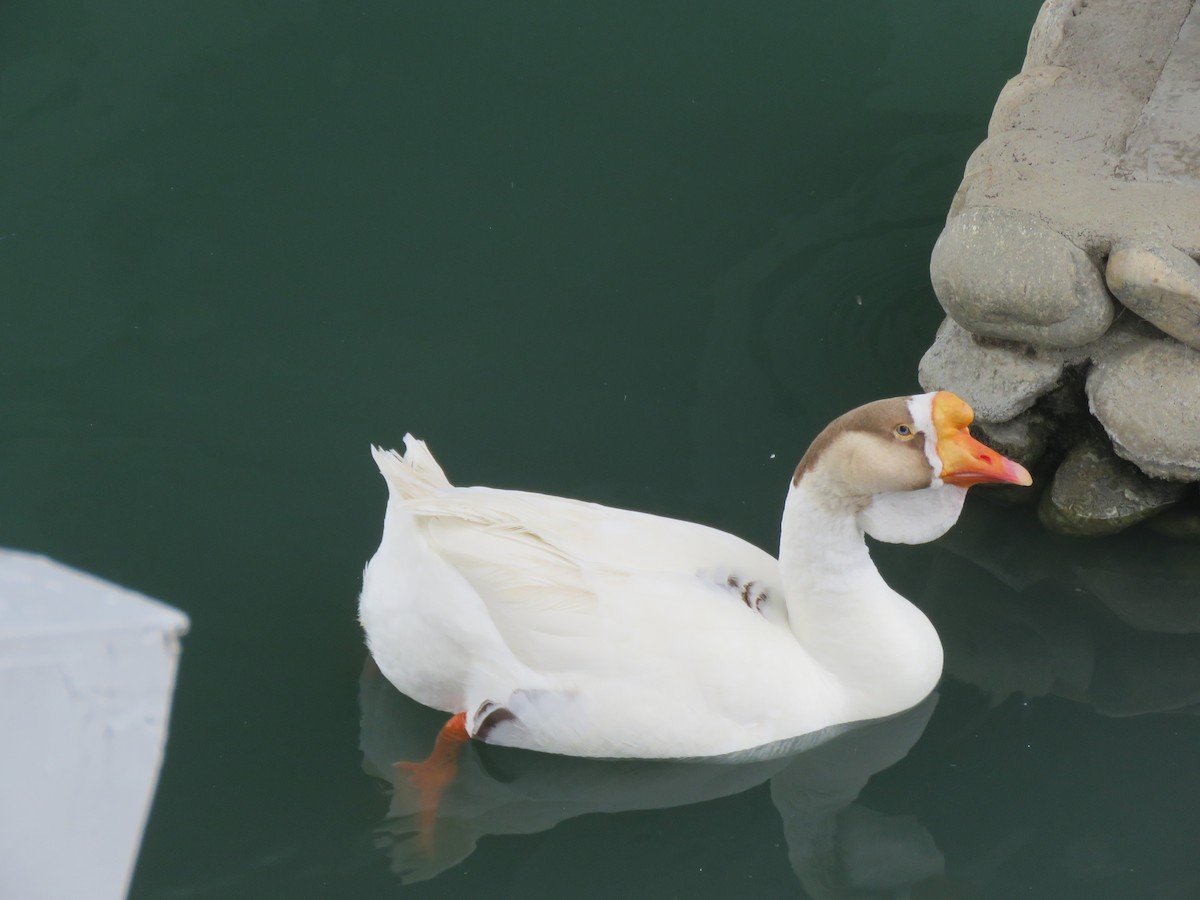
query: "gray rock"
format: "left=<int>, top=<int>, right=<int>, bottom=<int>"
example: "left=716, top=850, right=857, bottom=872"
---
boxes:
left=922, top=0, right=1200, bottom=527
left=1023, top=0, right=1078, bottom=69
left=950, top=154, right=1200, bottom=259
left=918, top=317, right=1080, bottom=421
left=1082, top=308, right=1165, bottom=366
left=986, top=382, right=1095, bottom=476
left=1106, top=243, right=1200, bottom=350
left=1118, top=3, right=1200, bottom=188
left=1039, top=439, right=1187, bottom=536
left=973, top=380, right=1094, bottom=475
left=987, top=65, right=1069, bottom=135
left=1087, top=339, right=1200, bottom=481
left=930, top=207, right=1115, bottom=348
left=940, top=0, right=1200, bottom=257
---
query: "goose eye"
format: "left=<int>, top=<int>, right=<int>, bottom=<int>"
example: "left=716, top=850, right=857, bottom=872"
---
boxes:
left=894, top=423, right=915, bottom=440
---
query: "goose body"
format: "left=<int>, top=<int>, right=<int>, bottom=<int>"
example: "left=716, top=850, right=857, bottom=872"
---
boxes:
left=360, top=391, right=1030, bottom=760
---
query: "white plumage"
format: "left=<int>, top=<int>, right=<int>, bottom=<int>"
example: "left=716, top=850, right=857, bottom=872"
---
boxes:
left=359, top=391, right=1031, bottom=759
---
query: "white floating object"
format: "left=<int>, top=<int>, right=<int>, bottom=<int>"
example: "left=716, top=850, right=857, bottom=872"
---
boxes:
left=0, top=549, right=189, bottom=900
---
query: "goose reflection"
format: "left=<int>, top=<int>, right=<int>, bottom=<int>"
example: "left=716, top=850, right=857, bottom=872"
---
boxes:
left=919, top=501, right=1200, bottom=717
left=360, top=661, right=942, bottom=894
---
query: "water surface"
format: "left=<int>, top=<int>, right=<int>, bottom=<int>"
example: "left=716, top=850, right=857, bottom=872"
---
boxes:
left=6, top=1, right=1199, bottom=898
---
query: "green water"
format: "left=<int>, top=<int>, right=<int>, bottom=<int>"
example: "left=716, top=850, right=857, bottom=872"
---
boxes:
left=6, top=1, right=1200, bottom=897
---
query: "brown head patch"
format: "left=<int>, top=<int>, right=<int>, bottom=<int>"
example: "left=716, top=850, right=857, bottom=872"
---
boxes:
left=793, top=397, right=929, bottom=487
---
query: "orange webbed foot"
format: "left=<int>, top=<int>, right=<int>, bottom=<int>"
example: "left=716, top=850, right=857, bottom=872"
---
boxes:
left=393, top=712, right=470, bottom=854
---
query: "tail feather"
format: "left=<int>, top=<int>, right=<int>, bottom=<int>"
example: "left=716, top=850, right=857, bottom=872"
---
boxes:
left=371, top=434, right=453, bottom=500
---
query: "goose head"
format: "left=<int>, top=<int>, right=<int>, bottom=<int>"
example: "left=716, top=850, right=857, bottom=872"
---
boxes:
left=792, top=391, right=1031, bottom=544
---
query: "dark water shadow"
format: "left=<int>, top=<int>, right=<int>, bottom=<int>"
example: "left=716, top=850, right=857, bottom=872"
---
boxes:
left=919, top=501, right=1200, bottom=718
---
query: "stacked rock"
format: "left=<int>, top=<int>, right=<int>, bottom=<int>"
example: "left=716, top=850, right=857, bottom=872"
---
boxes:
left=920, top=0, right=1200, bottom=536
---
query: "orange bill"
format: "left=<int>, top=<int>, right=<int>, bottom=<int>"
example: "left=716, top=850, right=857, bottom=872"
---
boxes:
left=931, top=391, right=1033, bottom=487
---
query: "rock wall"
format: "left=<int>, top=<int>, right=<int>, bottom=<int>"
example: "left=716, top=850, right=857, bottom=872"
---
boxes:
left=920, top=0, right=1200, bottom=536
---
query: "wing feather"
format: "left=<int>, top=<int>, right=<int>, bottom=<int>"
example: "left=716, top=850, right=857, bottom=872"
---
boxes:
left=401, top=485, right=787, bottom=671
left=407, top=497, right=599, bottom=672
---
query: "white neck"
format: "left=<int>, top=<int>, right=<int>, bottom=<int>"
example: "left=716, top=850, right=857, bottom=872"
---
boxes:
left=778, top=479, right=944, bottom=722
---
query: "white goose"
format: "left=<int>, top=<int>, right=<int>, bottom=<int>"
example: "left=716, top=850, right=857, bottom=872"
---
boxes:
left=360, top=391, right=1030, bottom=765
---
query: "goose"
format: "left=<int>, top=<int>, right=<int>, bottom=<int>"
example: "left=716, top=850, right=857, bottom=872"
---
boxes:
left=359, top=391, right=1030, bottom=773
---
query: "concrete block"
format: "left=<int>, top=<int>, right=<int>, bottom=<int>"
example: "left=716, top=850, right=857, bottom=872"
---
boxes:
left=0, top=550, right=188, bottom=900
